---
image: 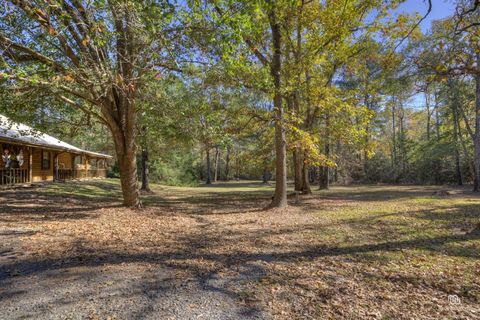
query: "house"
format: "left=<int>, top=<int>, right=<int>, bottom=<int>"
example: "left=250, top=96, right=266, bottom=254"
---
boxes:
left=0, top=114, right=112, bottom=186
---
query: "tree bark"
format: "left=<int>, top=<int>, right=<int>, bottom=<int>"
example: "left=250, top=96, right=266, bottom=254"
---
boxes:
left=302, top=158, right=311, bottom=194
left=457, top=98, right=477, bottom=187
left=319, top=113, right=330, bottom=190
left=434, top=90, right=441, bottom=141
left=269, top=8, right=287, bottom=208
left=108, top=96, right=141, bottom=208
left=474, top=53, right=480, bottom=192
left=457, top=115, right=475, bottom=184
left=425, top=91, right=431, bottom=140
left=398, top=103, right=407, bottom=176
left=391, top=98, right=397, bottom=169
left=140, top=148, right=151, bottom=192
left=450, top=80, right=463, bottom=186
left=319, top=166, right=329, bottom=190
left=214, top=146, right=219, bottom=182
left=206, top=147, right=212, bottom=184
left=293, top=149, right=303, bottom=191
left=262, top=167, right=270, bottom=184
left=225, top=146, right=230, bottom=181
left=319, top=143, right=330, bottom=190
left=114, top=136, right=140, bottom=207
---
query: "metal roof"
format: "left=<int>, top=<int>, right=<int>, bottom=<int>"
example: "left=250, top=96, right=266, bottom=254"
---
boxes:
left=0, top=114, right=112, bottom=158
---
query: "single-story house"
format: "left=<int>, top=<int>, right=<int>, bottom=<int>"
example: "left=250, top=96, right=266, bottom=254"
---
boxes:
left=0, top=114, right=112, bottom=187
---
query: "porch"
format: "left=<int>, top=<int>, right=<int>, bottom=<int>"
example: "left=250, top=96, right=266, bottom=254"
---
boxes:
left=56, top=168, right=108, bottom=181
left=1, top=114, right=112, bottom=187
left=0, top=167, right=108, bottom=187
left=1, top=145, right=110, bottom=187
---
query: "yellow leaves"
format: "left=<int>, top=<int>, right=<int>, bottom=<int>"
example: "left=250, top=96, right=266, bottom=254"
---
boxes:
left=82, top=38, right=90, bottom=46
left=287, top=124, right=335, bottom=167
left=63, top=74, right=74, bottom=82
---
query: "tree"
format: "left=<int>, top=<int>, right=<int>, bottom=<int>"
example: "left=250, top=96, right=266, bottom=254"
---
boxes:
left=0, top=0, right=179, bottom=206
left=415, top=3, right=480, bottom=190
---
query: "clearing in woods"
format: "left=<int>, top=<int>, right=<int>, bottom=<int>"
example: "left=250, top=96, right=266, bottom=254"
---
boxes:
left=0, top=180, right=479, bottom=319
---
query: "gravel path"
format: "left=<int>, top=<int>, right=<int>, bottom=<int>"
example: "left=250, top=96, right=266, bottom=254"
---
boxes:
left=0, top=257, right=265, bottom=320
left=0, top=184, right=268, bottom=320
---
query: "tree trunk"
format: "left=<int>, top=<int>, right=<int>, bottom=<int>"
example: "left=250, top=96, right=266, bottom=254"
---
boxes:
left=434, top=90, right=441, bottom=141
left=319, top=142, right=330, bottom=190
left=214, top=146, right=219, bottom=182
left=457, top=98, right=477, bottom=188
left=293, top=149, right=303, bottom=191
left=262, top=167, right=270, bottom=184
left=302, top=159, right=311, bottom=194
left=115, top=140, right=140, bottom=208
left=425, top=91, right=431, bottom=140
left=289, top=93, right=303, bottom=193
left=140, top=148, right=151, bottom=192
left=450, top=81, right=463, bottom=186
left=269, top=8, right=287, bottom=208
left=455, top=147, right=462, bottom=186
left=457, top=116, right=475, bottom=184
left=391, top=99, right=397, bottom=169
left=108, top=100, right=140, bottom=208
left=206, top=147, right=212, bottom=185
left=319, top=113, right=330, bottom=190
left=363, top=94, right=372, bottom=177
left=398, top=104, right=407, bottom=176
left=225, top=146, right=230, bottom=181
left=319, top=166, right=329, bottom=190
left=474, top=53, right=480, bottom=192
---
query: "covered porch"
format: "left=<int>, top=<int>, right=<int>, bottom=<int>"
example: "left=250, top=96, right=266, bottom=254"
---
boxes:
left=1, top=143, right=110, bottom=187
left=1, top=114, right=112, bottom=187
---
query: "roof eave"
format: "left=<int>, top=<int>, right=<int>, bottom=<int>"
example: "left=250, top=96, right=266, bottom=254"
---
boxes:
left=0, top=136, right=112, bottom=159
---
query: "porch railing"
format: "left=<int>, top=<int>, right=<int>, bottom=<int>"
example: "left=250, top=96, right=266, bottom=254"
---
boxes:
left=1, top=168, right=107, bottom=185
left=56, top=169, right=75, bottom=181
left=56, top=169, right=107, bottom=181
left=0, top=169, right=29, bottom=186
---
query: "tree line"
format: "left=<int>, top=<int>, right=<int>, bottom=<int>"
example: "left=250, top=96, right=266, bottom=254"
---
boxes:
left=0, top=0, right=479, bottom=208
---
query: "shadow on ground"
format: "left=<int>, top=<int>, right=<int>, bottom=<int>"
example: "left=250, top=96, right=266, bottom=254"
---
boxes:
left=0, top=180, right=479, bottom=319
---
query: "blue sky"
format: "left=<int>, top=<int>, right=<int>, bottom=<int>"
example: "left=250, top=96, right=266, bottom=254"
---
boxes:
left=396, top=0, right=456, bottom=33
left=390, top=0, right=457, bottom=109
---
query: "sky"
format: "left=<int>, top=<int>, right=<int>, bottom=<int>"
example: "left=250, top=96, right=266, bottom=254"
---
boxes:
left=396, top=0, right=456, bottom=33
left=390, top=0, right=457, bottom=108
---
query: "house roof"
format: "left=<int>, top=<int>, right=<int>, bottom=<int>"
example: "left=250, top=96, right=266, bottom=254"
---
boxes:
left=0, top=114, right=112, bottom=159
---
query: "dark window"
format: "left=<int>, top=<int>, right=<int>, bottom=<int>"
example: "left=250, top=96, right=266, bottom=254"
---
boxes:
left=41, top=151, right=50, bottom=170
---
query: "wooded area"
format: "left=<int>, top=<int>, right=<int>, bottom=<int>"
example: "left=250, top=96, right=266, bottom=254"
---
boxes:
left=0, top=1, right=480, bottom=319
left=0, top=0, right=478, bottom=208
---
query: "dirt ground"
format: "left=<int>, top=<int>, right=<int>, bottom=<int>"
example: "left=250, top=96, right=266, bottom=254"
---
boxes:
left=0, top=180, right=479, bottom=319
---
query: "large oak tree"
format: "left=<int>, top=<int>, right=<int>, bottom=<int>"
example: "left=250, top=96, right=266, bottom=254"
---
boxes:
left=0, top=0, right=179, bottom=207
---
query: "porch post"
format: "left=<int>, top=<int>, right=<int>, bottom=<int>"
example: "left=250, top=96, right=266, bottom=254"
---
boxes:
left=54, top=153, right=59, bottom=181
left=84, top=155, right=88, bottom=179
left=96, top=158, right=99, bottom=177
left=71, top=154, right=75, bottom=179
left=28, top=147, right=33, bottom=183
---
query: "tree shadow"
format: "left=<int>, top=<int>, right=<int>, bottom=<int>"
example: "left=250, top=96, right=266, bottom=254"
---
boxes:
left=1, top=181, right=479, bottom=318
left=316, top=184, right=479, bottom=202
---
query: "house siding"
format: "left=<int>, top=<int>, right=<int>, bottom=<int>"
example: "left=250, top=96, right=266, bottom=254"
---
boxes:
left=31, top=148, right=53, bottom=182
left=2, top=141, right=109, bottom=185
left=57, top=152, right=73, bottom=170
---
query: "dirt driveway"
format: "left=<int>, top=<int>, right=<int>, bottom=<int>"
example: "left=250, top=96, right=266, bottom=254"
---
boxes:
left=0, top=180, right=479, bottom=319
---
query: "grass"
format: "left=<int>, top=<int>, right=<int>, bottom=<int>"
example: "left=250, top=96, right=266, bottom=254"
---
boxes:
left=0, top=179, right=479, bottom=319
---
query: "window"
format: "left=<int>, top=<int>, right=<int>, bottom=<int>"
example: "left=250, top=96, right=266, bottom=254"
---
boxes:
left=41, top=151, right=50, bottom=170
